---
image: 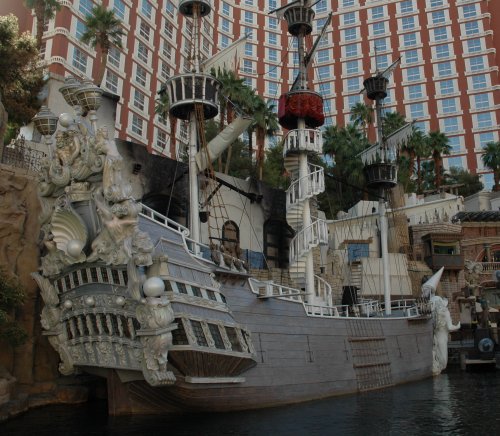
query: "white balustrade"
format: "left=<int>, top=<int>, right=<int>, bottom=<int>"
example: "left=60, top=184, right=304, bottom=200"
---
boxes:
left=283, top=129, right=323, bottom=157
left=314, top=275, right=332, bottom=305
left=289, top=219, right=328, bottom=264
left=140, top=203, right=190, bottom=235
left=286, top=164, right=325, bottom=210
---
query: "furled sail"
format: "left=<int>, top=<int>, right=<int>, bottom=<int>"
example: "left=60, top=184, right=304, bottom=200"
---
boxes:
left=195, top=116, right=253, bottom=172
left=201, top=35, right=249, bottom=73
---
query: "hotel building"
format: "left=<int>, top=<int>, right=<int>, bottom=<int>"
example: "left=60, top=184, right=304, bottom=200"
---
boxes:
left=2, top=0, right=499, bottom=188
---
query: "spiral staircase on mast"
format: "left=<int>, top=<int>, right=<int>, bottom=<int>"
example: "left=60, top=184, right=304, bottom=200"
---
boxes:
left=276, top=2, right=330, bottom=304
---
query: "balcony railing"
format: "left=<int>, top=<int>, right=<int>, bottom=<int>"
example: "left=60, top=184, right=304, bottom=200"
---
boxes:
left=283, top=128, right=323, bottom=156
left=286, top=164, right=324, bottom=209
left=290, top=219, right=328, bottom=264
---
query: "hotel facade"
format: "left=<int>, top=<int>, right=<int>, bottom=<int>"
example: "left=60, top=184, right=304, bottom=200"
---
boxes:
left=2, top=0, right=500, bottom=188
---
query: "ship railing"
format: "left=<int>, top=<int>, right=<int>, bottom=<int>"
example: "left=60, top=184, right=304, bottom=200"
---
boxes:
left=249, top=278, right=304, bottom=302
left=382, top=298, right=421, bottom=317
left=283, top=128, right=323, bottom=156
left=478, top=262, right=500, bottom=272
left=289, top=218, right=328, bottom=263
left=286, top=164, right=325, bottom=210
left=314, top=275, right=332, bottom=305
left=140, top=204, right=190, bottom=236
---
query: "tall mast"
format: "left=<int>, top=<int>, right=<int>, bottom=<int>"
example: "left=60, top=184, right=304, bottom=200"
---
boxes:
left=163, top=0, right=220, bottom=253
left=275, top=2, right=329, bottom=302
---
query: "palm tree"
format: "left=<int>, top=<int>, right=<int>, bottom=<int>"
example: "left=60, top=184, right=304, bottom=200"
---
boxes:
left=482, top=141, right=500, bottom=191
left=414, top=132, right=431, bottom=194
left=254, top=99, right=279, bottom=180
left=426, top=130, right=451, bottom=189
left=24, top=0, right=61, bottom=49
left=382, top=111, right=406, bottom=137
left=155, top=91, right=177, bottom=157
left=214, top=68, right=246, bottom=130
left=81, top=5, right=124, bottom=86
left=350, top=102, right=373, bottom=136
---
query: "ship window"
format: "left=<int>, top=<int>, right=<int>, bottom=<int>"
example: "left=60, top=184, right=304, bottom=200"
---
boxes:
left=264, top=219, right=293, bottom=269
left=191, top=286, right=202, bottom=297
left=81, top=269, right=89, bottom=284
left=101, top=268, right=109, bottom=283
left=208, top=324, right=225, bottom=349
left=177, top=282, right=188, bottom=294
left=65, top=275, right=71, bottom=289
left=90, top=267, right=98, bottom=282
left=164, top=280, right=173, bottom=292
left=347, top=243, right=369, bottom=262
left=121, top=269, right=128, bottom=285
left=207, top=290, right=217, bottom=301
left=172, top=318, right=189, bottom=345
left=65, top=321, right=73, bottom=340
left=72, top=271, right=79, bottom=287
left=190, top=320, right=208, bottom=346
left=225, top=327, right=242, bottom=352
left=111, top=269, right=120, bottom=284
left=220, top=293, right=227, bottom=304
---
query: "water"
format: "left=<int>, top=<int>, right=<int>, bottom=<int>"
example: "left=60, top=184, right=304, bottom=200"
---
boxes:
left=3, top=371, right=500, bottom=436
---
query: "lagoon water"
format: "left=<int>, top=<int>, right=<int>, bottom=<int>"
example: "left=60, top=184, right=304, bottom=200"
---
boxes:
left=3, top=370, right=500, bottom=436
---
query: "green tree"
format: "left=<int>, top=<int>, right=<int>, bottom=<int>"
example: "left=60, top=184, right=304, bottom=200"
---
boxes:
left=0, top=270, right=27, bottom=347
left=482, top=141, right=500, bottom=191
left=81, top=5, right=125, bottom=86
left=24, top=0, right=61, bottom=49
left=254, top=99, right=279, bottom=180
left=382, top=111, right=406, bottom=136
left=262, top=141, right=288, bottom=189
left=427, top=130, right=451, bottom=189
left=350, top=101, right=373, bottom=135
left=414, top=131, right=431, bottom=194
left=0, top=14, right=45, bottom=145
left=444, top=167, right=483, bottom=197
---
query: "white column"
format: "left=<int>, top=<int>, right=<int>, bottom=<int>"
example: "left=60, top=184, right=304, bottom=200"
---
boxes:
left=189, top=111, right=200, bottom=254
left=380, top=197, right=391, bottom=315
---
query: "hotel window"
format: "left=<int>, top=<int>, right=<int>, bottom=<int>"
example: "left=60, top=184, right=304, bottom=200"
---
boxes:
left=346, top=60, right=359, bottom=74
left=268, top=0, right=277, bottom=9
left=437, top=62, right=452, bottom=77
left=472, top=74, right=487, bottom=90
left=372, top=22, right=385, bottom=36
left=245, top=43, right=253, bottom=57
left=245, top=0, right=253, bottom=5
left=268, top=32, right=277, bottom=45
left=371, top=7, right=384, bottom=20
left=476, top=113, right=493, bottom=129
left=105, top=71, right=118, bottom=94
left=316, top=17, right=328, bottom=31
left=404, top=49, right=419, bottom=64
left=131, top=114, right=143, bottom=136
left=157, top=130, right=167, bottom=150
left=221, top=18, right=230, bottom=33
left=113, top=0, right=126, bottom=21
left=433, top=27, right=448, bottom=42
left=408, top=84, right=423, bottom=99
left=317, top=49, right=330, bottom=63
left=137, top=41, right=149, bottom=64
left=141, top=0, right=152, bottom=19
left=165, top=1, right=175, bottom=17
left=163, top=42, right=172, bottom=58
left=269, top=17, right=278, bottom=30
left=267, top=82, right=278, bottom=96
left=220, top=35, right=229, bottom=48
left=431, top=10, right=446, bottom=25
left=346, top=77, right=360, bottom=92
left=402, top=16, right=415, bottom=30
left=439, top=80, right=454, bottom=95
left=447, top=157, right=463, bottom=169
left=342, top=0, right=355, bottom=7
left=72, top=47, right=87, bottom=73
left=403, top=33, right=417, bottom=47
left=466, top=38, right=482, bottom=54
left=407, top=67, right=421, bottom=81
left=343, top=13, right=356, bottom=26
left=318, top=34, right=328, bottom=47
left=222, top=1, right=230, bottom=16
left=244, top=11, right=254, bottom=24
left=347, top=94, right=361, bottom=109
left=139, top=21, right=151, bottom=41
left=160, top=62, right=169, bottom=79
left=429, top=0, right=444, bottom=7
left=164, top=21, right=174, bottom=39
left=345, top=43, right=358, bottom=58
left=469, top=56, right=485, bottom=72
left=443, top=117, right=459, bottom=133
left=315, top=0, right=327, bottom=13
left=374, top=38, right=387, bottom=52
left=400, top=0, right=414, bottom=14
left=409, top=103, right=424, bottom=118
left=320, top=82, right=331, bottom=97
left=267, top=65, right=278, bottom=79
left=79, top=0, right=93, bottom=17
left=375, top=55, right=388, bottom=69
left=268, top=48, right=278, bottom=62
left=133, top=89, right=145, bottom=111
left=242, top=59, right=253, bottom=74
left=464, top=21, right=480, bottom=36
left=435, top=44, right=450, bottom=59
left=479, top=132, right=494, bottom=148
left=413, top=121, right=426, bottom=133
left=474, top=94, right=490, bottom=110
left=135, top=65, right=147, bottom=87
left=317, top=66, right=330, bottom=80
left=441, top=98, right=457, bottom=114
left=448, top=136, right=461, bottom=153
left=344, top=27, right=357, bottom=41
left=462, top=5, right=477, bottom=19
left=75, top=20, right=87, bottom=40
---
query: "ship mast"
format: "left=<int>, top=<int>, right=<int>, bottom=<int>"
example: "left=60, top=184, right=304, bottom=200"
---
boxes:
left=274, top=2, right=329, bottom=302
left=163, top=0, right=220, bottom=253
